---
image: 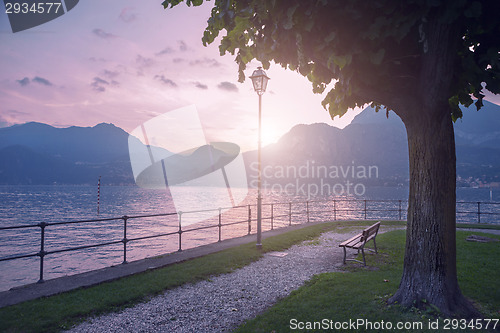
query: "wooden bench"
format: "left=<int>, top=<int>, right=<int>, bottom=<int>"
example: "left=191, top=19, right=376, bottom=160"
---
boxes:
left=339, top=222, right=380, bottom=266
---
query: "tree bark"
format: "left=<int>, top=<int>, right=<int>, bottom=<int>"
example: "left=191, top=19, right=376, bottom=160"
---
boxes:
left=388, top=102, right=479, bottom=317
left=385, top=9, right=480, bottom=318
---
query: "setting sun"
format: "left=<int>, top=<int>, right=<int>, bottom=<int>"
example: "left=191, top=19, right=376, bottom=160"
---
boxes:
left=261, top=123, right=282, bottom=146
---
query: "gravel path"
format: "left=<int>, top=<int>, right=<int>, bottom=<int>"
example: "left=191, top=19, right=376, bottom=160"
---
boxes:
left=67, top=226, right=401, bottom=333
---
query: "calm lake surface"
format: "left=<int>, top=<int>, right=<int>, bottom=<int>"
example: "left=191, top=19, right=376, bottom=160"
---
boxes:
left=0, top=185, right=498, bottom=292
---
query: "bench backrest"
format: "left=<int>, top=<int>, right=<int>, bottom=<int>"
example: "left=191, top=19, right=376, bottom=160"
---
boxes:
left=361, top=222, right=381, bottom=242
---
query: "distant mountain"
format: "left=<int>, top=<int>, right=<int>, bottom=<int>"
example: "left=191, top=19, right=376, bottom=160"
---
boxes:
left=244, top=115, right=409, bottom=187
left=1, top=101, right=499, bottom=186
left=244, top=100, right=500, bottom=187
left=357, top=101, right=500, bottom=185
left=350, top=100, right=500, bottom=150
left=0, top=122, right=135, bottom=185
left=454, top=101, right=500, bottom=149
left=0, top=145, right=82, bottom=184
left=0, top=122, right=130, bottom=164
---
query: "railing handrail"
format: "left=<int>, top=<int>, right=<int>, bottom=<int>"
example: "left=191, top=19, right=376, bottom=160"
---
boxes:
left=2, top=199, right=500, bottom=230
left=1, top=198, right=499, bottom=287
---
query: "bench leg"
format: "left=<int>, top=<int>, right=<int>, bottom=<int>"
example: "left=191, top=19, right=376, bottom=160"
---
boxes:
left=373, top=238, right=378, bottom=254
left=361, top=248, right=366, bottom=266
left=342, top=247, right=346, bottom=264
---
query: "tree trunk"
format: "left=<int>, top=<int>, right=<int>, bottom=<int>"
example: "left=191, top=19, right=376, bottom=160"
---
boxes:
left=388, top=104, right=479, bottom=317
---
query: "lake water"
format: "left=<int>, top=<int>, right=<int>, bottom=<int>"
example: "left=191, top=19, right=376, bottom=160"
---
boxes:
left=0, top=185, right=498, bottom=292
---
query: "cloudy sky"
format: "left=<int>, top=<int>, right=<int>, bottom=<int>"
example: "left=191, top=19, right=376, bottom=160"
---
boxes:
left=1, top=1, right=499, bottom=152
left=0, top=1, right=358, bottom=152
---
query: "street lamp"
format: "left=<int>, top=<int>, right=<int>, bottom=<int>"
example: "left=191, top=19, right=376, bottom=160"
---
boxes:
left=250, top=66, right=270, bottom=250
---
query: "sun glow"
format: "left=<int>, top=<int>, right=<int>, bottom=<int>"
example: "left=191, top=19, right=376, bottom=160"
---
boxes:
left=260, top=123, right=282, bottom=147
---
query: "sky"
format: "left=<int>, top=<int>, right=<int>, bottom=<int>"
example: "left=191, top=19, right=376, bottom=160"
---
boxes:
left=1, top=1, right=499, bottom=152
left=0, top=0, right=365, bottom=152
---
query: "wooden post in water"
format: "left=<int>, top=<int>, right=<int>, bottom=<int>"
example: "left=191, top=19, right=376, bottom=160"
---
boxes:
left=97, top=176, right=101, bottom=216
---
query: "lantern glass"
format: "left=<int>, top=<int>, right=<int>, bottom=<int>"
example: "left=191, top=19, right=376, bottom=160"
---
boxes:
left=250, top=67, right=270, bottom=95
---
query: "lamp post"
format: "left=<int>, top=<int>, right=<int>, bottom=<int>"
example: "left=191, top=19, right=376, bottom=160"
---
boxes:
left=249, top=66, right=270, bottom=250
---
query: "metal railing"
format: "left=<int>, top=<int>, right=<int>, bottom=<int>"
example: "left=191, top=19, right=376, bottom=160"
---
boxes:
left=0, top=199, right=498, bottom=284
left=456, top=201, right=500, bottom=224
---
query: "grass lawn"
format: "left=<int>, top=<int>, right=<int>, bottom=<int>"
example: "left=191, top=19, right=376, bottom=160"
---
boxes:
left=234, top=230, right=500, bottom=333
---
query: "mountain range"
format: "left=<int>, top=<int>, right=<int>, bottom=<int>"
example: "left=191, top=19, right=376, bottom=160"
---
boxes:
left=247, top=100, right=500, bottom=187
left=0, top=122, right=134, bottom=184
left=1, top=101, right=499, bottom=186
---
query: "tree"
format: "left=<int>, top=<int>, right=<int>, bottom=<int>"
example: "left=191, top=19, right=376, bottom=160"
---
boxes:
left=162, top=0, right=500, bottom=317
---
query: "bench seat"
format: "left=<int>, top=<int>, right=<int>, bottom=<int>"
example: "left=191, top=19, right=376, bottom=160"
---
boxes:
left=339, top=221, right=380, bottom=266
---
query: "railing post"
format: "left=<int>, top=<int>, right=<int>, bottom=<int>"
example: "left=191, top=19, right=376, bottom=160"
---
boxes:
left=178, top=211, right=183, bottom=251
left=306, top=201, right=310, bottom=223
left=271, top=203, right=274, bottom=230
left=333, top=199, right=337, bottom=220
left=218, top=208, right=222, bottom=242
left=37, top=222, right=47, bottom=283
left=477, top=202, right=481, bottom=223
left=122, top=216, right=128, bottom=264
left=364, top=200, right=367, bottom=220
left=398, top=200, right=402, bottom=220
left=289, top=202, right=292, bottom=226
left=248, top=205, right=251, bottom=235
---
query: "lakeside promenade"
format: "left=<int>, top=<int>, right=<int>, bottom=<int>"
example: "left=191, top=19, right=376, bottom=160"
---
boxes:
left=66, top=224, right=404, bottom=332
left=2, top=220, right=497, bottom=311
left=1, top=220, right=499, bottom=332
left=0, top=220, right=330, bottom=308
left=66, top=225, right=499, bottom=332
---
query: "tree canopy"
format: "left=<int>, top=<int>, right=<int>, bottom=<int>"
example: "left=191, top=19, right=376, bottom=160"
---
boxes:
left=164, top=0, right=499, bottom=121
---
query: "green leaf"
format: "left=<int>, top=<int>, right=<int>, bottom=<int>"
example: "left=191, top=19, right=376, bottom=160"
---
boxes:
left=304, top=19, right=314, bottom=32
left=334, top=56, right=346, bottom=69
left=464, top=1, right=482, bottom=18
left=324, top=31, right=336, bottom=43
left=474, top=96, right=484, bottom=111
left=287, top=3, right=299, bottom=20
left=451, top=108, right=463, bottom=122
left=283, top=3, right=299, bottom=30
left=239, top=48, right=254, bottom=64
left=327, top=54, right=351, bottom=70
left=448, top=95, right=463, bottom=122
left=370, top=48, right=385, bottom=65
left=186, top=0, right=203, bottom=6
left=162, top=0, right=183, bottom=9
